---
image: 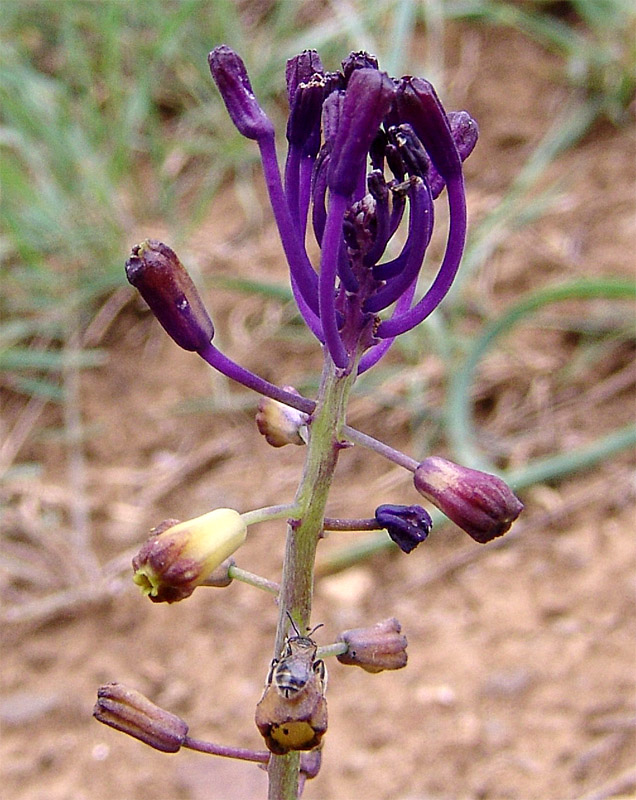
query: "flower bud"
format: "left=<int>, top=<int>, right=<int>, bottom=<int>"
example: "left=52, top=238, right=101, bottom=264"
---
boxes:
left=396, top=76, right=461, bottom=180
left=341, top=50, right=379, bottom=81
left=413, top=457, right=523, bottom=543
left=255, top=389, right=309, bottom=447
left=132, top=509, right=247, bottom=603
left=375, top=504, right=432, bottom=553
left=328, top=68, right=395, bottom=197
left=93, top=683, right=188, bottom=752
left=337, top=618, right=408, bottom=673
left=125, top=239, right=214, bottom=352
left=208, top=46, right=275, bottom=140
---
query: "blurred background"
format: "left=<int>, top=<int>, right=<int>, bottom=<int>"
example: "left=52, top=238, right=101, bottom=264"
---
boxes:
left=1, top=2, right=635, bottom=799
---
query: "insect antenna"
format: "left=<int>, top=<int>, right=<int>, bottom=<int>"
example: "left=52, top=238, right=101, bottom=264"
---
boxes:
left=285, top=611, right=323, bottom=639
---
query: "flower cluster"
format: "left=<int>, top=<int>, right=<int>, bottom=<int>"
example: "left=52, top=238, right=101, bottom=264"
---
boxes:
left=208, top=46, right=478, bottom=374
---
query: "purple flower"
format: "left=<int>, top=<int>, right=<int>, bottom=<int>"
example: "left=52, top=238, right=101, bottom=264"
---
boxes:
left=413, top=457, right=524, bottom=543
left=125, top=239, right=214, bottom=352
left=208, top=46, right=478, bottom=374
left=375, top=503, right=432, bottom=553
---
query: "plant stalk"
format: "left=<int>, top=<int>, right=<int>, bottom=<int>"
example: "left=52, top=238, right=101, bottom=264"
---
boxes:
left=266, top=357, right=355, bottom=800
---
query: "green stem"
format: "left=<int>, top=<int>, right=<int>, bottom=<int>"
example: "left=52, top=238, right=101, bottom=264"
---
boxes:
left=267, top=357, right=356, bottom=800
left=226, top=566, right=279, bottom=595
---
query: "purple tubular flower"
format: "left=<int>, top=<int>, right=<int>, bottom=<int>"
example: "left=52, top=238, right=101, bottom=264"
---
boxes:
left=414, top=457, right=524, bottom=543
left=208, top=46, right=275, bottom=140
left=328, top=69, right=396, bottom=198
left=125, top=239, right=214, bottom=352
left=375, top=504, right=432, bottom=553
left=376, top=79, right=471, bottom=340
left=395, top=77, right=461, bottom=179
left=285, top=49, right=324, bottom=103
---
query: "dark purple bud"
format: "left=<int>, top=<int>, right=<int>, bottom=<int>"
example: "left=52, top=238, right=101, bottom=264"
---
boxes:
left=208, top=45, right=275, bottom=140
left=285, top=49, right=323, bottom=104
left=328, top=69, right=395, bottom=197
left=337, top=618, right=408, bottom=672
left=375, top=504, right=432, bottom=553
left=429, top=111, right=479, bottom=198
left=287, top=75, right=327, bottom=157
left=369, top=128, right=388, bottom=171
left=125, top=239, right=214, bottom=352
left=413, top=457, right=524, bottom=543
left=341, top=50, right=379, bottom=81
left=321, top=90, right=344, bottom=147
left=396, top=76, right=461, bottom=180
left=93, top=683, right=188, bottom=752
left=388, top=123, right=431, bottom=178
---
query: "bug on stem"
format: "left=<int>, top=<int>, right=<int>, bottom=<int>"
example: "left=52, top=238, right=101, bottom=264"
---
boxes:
left=268, top=616, right=327, bottom=699
left=255, top=615, right=328, bottom=755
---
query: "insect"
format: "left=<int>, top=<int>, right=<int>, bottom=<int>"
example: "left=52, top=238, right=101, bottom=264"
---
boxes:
left=268, top=615, right=327, bottom=698
left=255, top=614, right=328, bottom=755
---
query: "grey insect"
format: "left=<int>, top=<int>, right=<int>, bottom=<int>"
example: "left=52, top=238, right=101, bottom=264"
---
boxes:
left=267, top=615, right=327, bottom=699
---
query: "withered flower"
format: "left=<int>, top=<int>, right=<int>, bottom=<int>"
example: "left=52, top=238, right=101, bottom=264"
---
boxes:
left=125, top=239, right=214, bottom=352
left=337, top=617, right=408, bottom=673
left=93, top=683, right=188, bottom=753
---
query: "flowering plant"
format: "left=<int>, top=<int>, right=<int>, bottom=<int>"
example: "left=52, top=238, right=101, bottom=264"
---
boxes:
left=95, top=46, right=522, bottom=799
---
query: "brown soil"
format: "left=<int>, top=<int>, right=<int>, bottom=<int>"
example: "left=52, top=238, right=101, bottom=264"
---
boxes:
left=2, top=24, right=635, bottom=800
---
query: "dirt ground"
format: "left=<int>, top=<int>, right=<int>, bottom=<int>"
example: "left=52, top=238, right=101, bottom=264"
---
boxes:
left=2, top=24, right=635, bottom=800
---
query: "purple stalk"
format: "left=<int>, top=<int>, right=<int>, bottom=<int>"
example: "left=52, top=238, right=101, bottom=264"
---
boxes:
left=376, top=171, right=466, bottom=338
left=319, top=192, right=350, bottom=368
left=184, top=736, right=269, bottom=763
left=290, top=273, right=324, bottom=341
left=257, top=135, right=319, bottom=314
left=373, top=242, right=411, bottom=281
left=364, top=177, right=433, bottom=312
left=198, top=342, right=316, bottom=413
left=357, top=276, right=417, bottom=374
left=284, top=145, right=302, bottom=228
